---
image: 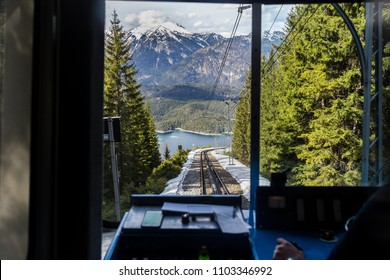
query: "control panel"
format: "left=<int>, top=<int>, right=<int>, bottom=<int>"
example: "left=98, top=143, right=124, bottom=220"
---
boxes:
left=105, top=195, right=255, bottom=260
left=256, top=186, right=379, bottom=232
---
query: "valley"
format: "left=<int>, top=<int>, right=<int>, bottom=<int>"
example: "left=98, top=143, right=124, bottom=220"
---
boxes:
left=129, top=21, right=283, bottom=133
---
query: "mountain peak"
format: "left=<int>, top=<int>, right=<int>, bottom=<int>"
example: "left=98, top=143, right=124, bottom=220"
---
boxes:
left=262, top=30, right=284, bottom=41
left=128, top=23, right=284, bottom=88
left=130, top=21, right=192, bottom=40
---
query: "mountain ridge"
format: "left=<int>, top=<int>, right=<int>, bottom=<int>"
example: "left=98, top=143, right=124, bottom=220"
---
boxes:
left=128, top=21, right=283, bottom=97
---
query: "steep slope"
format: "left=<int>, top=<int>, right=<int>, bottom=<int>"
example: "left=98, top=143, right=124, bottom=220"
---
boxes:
left=128, top=21, right=283, bottom=92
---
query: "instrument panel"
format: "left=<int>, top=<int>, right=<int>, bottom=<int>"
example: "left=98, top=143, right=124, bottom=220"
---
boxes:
left=256, top=186, right=379, bottom=231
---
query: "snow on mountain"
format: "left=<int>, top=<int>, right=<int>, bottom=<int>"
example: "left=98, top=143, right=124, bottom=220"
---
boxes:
left=128, top=21, right=283, bottom=92
left=130, top=22, right=192, bottom=40
left=161, top=34, right=252, bottom=90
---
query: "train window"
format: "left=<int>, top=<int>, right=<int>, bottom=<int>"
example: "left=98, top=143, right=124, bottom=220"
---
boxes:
left=102, top=1, right=388, bottom=218
left=259, top=2, right=389, bottom=188
left=102, top=1, right=257, bottom=222
left=102, top=0, right=388, bottom=259
left=102, top=0, right=389, bottom=213
left=0, top=0, right=34, bottom=259
left=0, top=0, right=383, bottom=262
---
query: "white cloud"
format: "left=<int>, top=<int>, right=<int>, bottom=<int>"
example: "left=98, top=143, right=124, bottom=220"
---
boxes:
left=106, top=2, right=293, bottom=35
left=138, top=10, right=168, bottom=26
left=222, top=4, right=239, bottom=10
left=193, top=21, right=203, bottom=28
left=120, top=9, right=170, bottom=29
left=188, top=13, right=197, bottom=18
left=123, top=13, right=138, bottom=25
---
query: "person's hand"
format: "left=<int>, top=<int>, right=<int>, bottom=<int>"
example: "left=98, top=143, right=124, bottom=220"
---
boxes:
left=272, top=238, right=304, bottom=260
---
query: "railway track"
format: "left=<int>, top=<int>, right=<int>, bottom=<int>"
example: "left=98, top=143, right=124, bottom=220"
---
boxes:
left=179, top=148, right=249, bottom=209
left=200, top=149, right=231, bottom=195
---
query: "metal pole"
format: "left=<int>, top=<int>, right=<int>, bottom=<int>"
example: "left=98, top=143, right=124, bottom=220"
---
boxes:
left=227, top=101, right=231, bottom=164
left=361, top=3, right=373, bottom=186
left=374, top=2, right=383, bottom=186
left=225, top=100, right=235, bottom=165
left=108, top=117, right=121, bottom=221
left=332, top=4, right=366, bottom=81
left=229, top=100, right=238, bottom=165
left=332, top=3, right=383, bottom=186
left=249, top=3, right=261, bottom=228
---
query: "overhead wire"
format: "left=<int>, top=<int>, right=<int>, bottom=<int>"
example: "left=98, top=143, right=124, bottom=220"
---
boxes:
left=211, top=4, right=244, bottom=98
left=266, top=5, right=284, bottom=35
left=226, top=4, right=287, bottom=102
left=261, top=4, right=312, bottom=77
left=261, top=4, right=326, bottom=81
left=211, top=4, right=326, bottom=114
left=230, top=4, right=323, bottom=102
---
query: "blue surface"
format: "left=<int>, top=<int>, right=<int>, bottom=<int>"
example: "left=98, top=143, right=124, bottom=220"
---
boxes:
left=103, top=212, right=129, bottom=260
left=105, top=210, right=342, bottom=260
left=242, top=210, right=341, bottom=259
left=251, top=228, right=341, bottom=260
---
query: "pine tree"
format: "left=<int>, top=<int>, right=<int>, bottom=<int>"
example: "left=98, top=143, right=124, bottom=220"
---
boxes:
left=234, top=4, right=368, bottom=186
left=164, top=144, right=171, bottom=160
left=104, top=10, right=160, bottom=200
left=260, top=52, right=296, bottom=179
left=272, top=4, right=365, bottom=185
left=232, top=70, right=251, bottom=166
left=144, top=103, right=161, bottom=172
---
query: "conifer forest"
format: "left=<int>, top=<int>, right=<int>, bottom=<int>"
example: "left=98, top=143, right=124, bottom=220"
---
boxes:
left=102, top=4, right=390, bottom=219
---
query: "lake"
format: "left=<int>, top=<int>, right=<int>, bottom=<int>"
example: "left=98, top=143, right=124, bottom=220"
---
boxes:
left=157, top=129, right=232, bottom=156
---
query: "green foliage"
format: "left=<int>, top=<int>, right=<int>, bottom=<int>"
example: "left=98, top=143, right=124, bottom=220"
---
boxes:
left=164, top=144, right=171, bottom=160
left=148, top=98, right=230, bottom=133
left=150, top=160, right=182, bottom=182
left=232, top=72, right=251, bottom=167
left=140, top=149, right=190, bottom=194
left=233, top=3, right=372, bottom=186
left=102, top=188, right=131, bottom=221
left=276, top=3, right=365, bottom=186
left=171, top=148, right=189, bottom=166
left=382, top=3, right=390, bottom=178
left=384, top=43, right=390, bottom=71
left=142, top=84, right=237, bottom=101
left=103, top=10, right=161, bottom=207
left=260, top=53, right=298, bottom=178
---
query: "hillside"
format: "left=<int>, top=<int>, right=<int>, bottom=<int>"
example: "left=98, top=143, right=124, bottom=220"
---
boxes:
left=147, top=98, right=231, bottom=134
left=131, top=21, right=283, bottom=132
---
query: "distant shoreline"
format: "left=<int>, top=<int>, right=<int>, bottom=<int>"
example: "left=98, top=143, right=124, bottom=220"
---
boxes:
left=156, top=128, right=229, bottom=137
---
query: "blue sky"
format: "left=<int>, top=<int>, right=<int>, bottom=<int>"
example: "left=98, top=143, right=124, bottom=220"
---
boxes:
left=105, top=1, right=294, bottom=37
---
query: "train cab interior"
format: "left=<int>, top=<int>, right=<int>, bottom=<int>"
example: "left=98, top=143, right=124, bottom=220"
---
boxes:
left=0, top=0, right=388, bottom=260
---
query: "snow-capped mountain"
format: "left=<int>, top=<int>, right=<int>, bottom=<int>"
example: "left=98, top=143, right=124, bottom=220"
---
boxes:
left=128, top=22, right=283, bottom=93
left=129, top=22, right=223, bottom=82
left=160, top=34, right=252, bottom=91
left=262, top=30, right=285, bottom=54
left=130, top=22, right=192, bottom=40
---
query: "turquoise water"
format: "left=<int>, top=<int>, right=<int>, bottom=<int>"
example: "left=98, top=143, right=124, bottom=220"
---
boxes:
left=157, top=129, right=232, bottom=156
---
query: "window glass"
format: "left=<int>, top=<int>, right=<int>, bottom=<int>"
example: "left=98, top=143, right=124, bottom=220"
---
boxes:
left=0, top=0, right=33, bottom=259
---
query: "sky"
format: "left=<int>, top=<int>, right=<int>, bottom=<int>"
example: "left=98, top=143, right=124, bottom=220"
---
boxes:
left=105, top=1, right=294, bottom=37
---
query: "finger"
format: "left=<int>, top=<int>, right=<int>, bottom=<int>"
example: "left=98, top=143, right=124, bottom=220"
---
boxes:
left=276, top=237, right=287, bottom=244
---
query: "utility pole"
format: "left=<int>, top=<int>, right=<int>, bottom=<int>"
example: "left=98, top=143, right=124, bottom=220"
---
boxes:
left=104, top=117, right=121, bottom=222
left=224, top=99, right=236, bottom=165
